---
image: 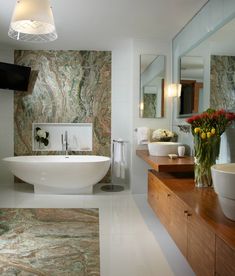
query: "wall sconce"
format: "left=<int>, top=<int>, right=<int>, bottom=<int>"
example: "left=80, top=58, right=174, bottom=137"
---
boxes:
left=168, top=83, right=182, bottom=131
left=8, top=0, right=57, bottom=43
left=168, top=83, right=182, bottom=97
left=139, top=101, right=144, bottom=117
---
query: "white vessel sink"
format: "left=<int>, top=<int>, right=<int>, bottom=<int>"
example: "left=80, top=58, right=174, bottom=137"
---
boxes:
left=211, top=163, right=235, bottom=221
left=148, top=142, right=182, bottom=156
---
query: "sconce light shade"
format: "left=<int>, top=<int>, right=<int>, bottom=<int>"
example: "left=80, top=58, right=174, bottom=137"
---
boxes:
left=168, top=83, right=182, bottom=98
left=8, top=0, right=57, bottom=42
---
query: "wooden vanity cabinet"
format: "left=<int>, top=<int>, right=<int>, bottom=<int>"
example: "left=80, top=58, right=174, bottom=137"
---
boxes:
left=148, top=172, right=160, bottom=215
left=148, top=171, right=170, bottom=228
left=147, top=170, right=235, bottom=276
left=187, top=211, right=215, bottom=276
left=168, top=193, right=188, bottom=257
left=149, top=171, right=189, bottom=257
left=216, top=237, right=235, bottom=276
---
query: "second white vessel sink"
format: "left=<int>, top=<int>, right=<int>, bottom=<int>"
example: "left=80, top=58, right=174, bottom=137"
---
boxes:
left=148, top=142, right=182, bottom=156
left=211, top=163, right=235, bottom=221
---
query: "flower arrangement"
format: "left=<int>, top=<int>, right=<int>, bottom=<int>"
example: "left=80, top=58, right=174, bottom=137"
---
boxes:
left=152, top=129, right=175, bottom=142
left=35, top=127, right=49, bottom=147
left=186, top=108, right=235, bottom=187
left=187, top=108, right=235, bottom=137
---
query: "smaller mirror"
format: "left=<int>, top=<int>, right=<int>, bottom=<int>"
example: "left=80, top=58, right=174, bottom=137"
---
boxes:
left=140, top=55, right=165, bottom=118
left=179, top=56, right=204, bottom=117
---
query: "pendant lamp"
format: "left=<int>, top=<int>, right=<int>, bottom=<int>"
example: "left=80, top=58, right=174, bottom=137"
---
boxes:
left=8, top=0, right=57, bottom=42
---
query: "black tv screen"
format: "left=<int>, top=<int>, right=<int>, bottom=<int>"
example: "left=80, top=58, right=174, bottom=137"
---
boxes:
left=0, top=62, right=31, bottom=91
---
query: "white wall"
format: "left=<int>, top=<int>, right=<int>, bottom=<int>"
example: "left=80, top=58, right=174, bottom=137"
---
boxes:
left=111, top=40, right=133, bottom=187
left=0, top=50, right=14, bottom=184
left=112, top=39, right=172, bottom=194
left=131, top=39, right=172, bottom=194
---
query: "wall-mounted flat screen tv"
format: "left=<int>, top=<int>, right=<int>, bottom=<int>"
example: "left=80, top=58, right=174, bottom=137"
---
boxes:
left=0, top=62, right=31, bottom=91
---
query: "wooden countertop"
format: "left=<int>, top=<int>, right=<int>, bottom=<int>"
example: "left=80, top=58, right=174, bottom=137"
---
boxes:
left=151, top=170, right=235, bottom=250
left=136, top=149, right=194, bottom=172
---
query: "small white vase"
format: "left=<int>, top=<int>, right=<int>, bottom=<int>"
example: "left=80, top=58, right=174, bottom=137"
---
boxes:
left=38, top=141, right=45, bottom=150
left=178, top=146, right=185, bottom=157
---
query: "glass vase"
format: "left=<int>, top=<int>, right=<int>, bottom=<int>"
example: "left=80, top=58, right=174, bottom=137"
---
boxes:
left=194, top=160, right=213, bottom=187
left=194, top=136, right=221, bottom=188
left=38, top=141, right=45, bottom=150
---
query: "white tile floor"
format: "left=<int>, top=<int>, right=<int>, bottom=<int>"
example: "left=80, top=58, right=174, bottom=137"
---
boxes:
left=0, top=180, right=195, bottom=276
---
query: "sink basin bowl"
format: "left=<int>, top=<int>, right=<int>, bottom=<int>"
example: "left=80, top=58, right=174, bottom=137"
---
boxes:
left=148, top=142, right=182, bottom=156
left=211, top=163, right=235, bottom=221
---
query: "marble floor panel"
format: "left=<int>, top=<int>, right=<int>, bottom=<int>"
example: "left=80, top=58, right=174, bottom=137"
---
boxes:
left=0, top=181, right=195, bottom=276
left=0, top=208, right=99, bottom=276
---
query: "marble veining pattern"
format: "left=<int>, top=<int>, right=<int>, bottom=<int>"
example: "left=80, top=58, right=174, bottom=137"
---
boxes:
left=143, top=94, right=157, bottom=118
left=0, top=208, right=99, bottom=275
left=210, top=55, right=235, bottom=110
left=14, top=51, right=111, bottom=159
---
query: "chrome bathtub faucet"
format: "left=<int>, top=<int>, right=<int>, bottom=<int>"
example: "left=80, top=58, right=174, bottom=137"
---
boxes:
left=61, top=130, right=69, bottom=155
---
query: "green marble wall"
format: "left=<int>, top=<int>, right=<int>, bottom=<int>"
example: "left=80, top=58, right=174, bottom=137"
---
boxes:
left=210, top=55, right=235, bottom=110
left=14, top=51, right=111, bottom=159
left=143, top=94, right=157, bottom=118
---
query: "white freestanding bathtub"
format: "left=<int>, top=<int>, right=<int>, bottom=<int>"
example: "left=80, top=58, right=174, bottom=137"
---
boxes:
left=3, top=155, right=110, bottom=194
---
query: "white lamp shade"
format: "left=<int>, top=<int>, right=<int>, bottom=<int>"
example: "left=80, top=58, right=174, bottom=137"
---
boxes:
left=8, top=0, right=57, bottom=42
left=168, top=83, right=182, bottom=98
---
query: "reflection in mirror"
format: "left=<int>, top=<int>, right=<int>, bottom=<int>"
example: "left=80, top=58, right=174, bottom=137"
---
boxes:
left=179, top=56, right=204, bottom=116
left=140, top=55, right=165, bottom=118
left=179, top=16, right=235, bottom=118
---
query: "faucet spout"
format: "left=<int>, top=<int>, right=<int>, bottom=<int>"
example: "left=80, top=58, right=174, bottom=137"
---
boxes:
left=61, top=131, right=69, bottom=155
left=65, top=131, right=68, bottom=150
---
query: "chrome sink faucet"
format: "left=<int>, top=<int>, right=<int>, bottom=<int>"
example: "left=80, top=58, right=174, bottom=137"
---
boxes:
left=61, top=130, right=69, bottom=155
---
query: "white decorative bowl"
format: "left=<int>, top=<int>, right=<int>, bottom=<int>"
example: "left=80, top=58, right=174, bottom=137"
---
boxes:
left=148, top=142, right=182, bottom=156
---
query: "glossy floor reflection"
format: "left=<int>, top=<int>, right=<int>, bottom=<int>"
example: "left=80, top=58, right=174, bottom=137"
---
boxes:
left=0, top=181, right=195, bottom=276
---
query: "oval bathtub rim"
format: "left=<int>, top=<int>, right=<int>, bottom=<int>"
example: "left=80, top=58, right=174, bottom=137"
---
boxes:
left=3, top=155, right=111, bottom=164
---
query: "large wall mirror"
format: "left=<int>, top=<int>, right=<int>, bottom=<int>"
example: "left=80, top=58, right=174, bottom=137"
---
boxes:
left=179, top=56, right=204, bottom=116
left=178, top=16, right=235, bottom=118
left=140, top=55, right=165, bottom=118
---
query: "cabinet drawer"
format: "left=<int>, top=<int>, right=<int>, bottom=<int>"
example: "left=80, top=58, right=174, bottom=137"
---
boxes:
left=216, top=236, right=235, bottom=276
left=148, top=172, right=160, bottom=215
left=168, top=194, right=188, bottom=257
left=187, top=212, right=215, bottom=276
left=148, top=171, right=171, bottom=227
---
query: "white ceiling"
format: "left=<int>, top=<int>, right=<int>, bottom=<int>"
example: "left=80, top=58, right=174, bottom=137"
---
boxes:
left=0, top=0, right=208, bottom=50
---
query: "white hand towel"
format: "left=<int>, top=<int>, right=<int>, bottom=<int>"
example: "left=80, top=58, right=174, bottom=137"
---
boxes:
left=114, top=139, right=123, bottom=177
left=120, top=142, right=126, bottom=179
left=114, top=139, right=123, bottom=162
left=120, top=164, right=125, bottom=179
left=114, top=162, right=121, bottom=178
left=137, top=127, right=149, bottom=145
